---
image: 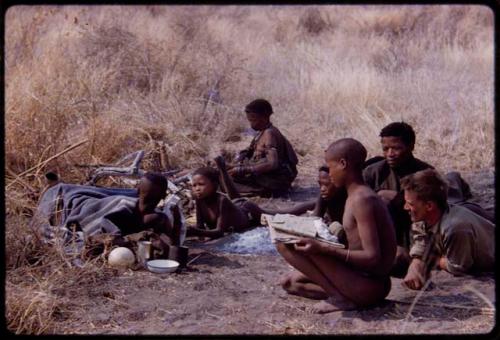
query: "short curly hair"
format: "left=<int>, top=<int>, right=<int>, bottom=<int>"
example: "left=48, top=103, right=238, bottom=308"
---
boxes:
left=244, top=98, right=273, bottom=117
left=380, top=122, right=416, bottom=147
left=325, top=138, right=367, bottom=171
left=144, top=172, right=168, bottom=195
left=193, top=167, right=220, bottom=187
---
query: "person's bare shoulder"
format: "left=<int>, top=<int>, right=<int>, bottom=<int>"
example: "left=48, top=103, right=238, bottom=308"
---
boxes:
left=350, top=186, right=383, bottom=210
left=260, top=128, right=279, bottom=147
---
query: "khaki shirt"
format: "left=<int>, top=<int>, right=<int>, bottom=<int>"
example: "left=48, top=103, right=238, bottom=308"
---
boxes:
left=409, top=205, right=495, bottom=275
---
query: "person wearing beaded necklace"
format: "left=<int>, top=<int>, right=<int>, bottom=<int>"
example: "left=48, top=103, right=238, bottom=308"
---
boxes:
left=217, top=98, right=298, bottom=198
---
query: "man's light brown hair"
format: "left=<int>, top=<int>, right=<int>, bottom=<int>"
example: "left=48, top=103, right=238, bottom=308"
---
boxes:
left=400, top=169, right=448, bottom=211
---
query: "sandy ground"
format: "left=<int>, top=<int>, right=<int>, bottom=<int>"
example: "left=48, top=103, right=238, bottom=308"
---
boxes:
left=48, top=168, right=496, bottom=335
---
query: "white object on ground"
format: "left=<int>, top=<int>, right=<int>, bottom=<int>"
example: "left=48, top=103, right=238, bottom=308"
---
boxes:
left=147, top=259, right=179, bottom=273
left=108, top=247, right=135, bottom=268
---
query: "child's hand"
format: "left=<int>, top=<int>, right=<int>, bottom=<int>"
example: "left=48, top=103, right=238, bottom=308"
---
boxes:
left=294, top=238, right=322, bottom=255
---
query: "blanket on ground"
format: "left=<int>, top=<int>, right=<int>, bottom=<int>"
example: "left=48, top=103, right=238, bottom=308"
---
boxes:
left=31, top=183, right=186, bottom=245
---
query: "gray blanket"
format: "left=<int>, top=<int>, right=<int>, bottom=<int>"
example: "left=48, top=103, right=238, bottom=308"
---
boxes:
left=32, top=183, right=141, bottom=238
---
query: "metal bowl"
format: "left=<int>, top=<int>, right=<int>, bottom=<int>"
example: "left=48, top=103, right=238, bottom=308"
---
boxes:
left=146, top=259, right=179, bottom=273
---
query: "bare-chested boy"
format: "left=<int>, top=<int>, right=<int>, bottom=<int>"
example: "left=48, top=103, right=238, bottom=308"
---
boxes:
left=276, top=138, right=397, bottom=313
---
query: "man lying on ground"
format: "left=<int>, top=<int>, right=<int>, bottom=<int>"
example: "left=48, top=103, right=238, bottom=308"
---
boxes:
left=215, top=98, right=299, bottom=198
left=401, top=169, right=495, bottom=290
left=277, top=138, right=396, bottom=313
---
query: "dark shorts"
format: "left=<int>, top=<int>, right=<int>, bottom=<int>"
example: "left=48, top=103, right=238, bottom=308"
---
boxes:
left=232, top=198, right=260, bottom=227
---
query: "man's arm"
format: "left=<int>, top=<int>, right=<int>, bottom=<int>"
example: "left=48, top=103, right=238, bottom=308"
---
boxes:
left=261, top=200, right=316, bottom=216
left=403, top=222, right=437, bottom=289
left=229, top=130, right=280, bottom=176
left=408, top=221, right=428, bottom=259
left=377, top=190, right=398, bottom=205
left=441, top=228, right=475, bottom=275
left=362, top=167, right=375, bottom=190
left=294, top=195, right=385, bottom=272
left=402, top=258, right=427, bottom=290
left=312, top=195, right=327, bottom=217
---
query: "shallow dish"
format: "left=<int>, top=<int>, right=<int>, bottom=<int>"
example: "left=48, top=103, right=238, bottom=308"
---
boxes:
left=147, top=259, right=179, bottom=273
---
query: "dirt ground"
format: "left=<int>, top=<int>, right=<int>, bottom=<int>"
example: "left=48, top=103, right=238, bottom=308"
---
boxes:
left=48, top=168, right=497, bottom=335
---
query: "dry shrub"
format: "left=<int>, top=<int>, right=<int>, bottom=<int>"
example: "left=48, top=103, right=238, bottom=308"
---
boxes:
left=298, top=8, right=330, bottom=35
left=5, top=3, right=493, bottom=213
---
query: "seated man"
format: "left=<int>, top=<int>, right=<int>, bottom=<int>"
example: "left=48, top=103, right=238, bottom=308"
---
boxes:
left=32, top=173, right=183, bottom=253
left=362, top=121, right=492, bottom=276
left=217, top=98, right=298, bottom=197
left=401, top=169, right=495, bottom=290
left=277, top=138, right=396, bottom=313
left=363, top=122, right=433, bottom=268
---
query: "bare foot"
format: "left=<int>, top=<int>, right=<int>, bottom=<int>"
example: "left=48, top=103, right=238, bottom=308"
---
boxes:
left=213, top=155, right=226, bottom=170
left=279, top=272, right=294, bottom=288
left=310, top=296, right=357, bottom=314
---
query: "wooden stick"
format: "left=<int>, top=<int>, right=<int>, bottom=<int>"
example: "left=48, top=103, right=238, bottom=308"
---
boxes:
left=7, top=139, right=88, bottom=189
left=5, top=167, right=37, bottom=192
left=186, top=253, right=203, bottom=266
left=389, top=298, right=495, bottom=316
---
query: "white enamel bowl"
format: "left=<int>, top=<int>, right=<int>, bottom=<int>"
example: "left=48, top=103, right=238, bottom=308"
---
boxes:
left=147, top=259, right=179, bottom=273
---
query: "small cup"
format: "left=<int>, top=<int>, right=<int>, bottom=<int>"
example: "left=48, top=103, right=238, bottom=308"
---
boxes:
left=137, top=241, right=153, bottom=267
left=168, top=245, right=189, bottom=268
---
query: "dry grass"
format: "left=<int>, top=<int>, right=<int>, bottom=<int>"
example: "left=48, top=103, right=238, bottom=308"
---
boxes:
left=5, top=215, right=112, bottom=334
left=4, top=5, right=494, bottom=334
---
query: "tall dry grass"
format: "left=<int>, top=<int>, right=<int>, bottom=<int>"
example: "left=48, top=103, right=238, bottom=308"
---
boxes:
left=4, top=5, right=494, bottom=334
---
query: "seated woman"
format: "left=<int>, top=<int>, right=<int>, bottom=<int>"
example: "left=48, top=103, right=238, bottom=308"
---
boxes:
left=217, top=98, right=299, bottom=198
